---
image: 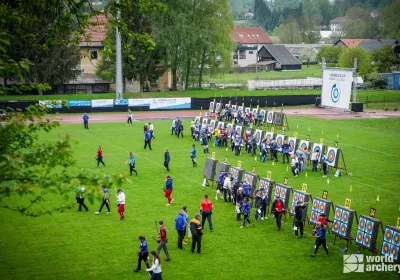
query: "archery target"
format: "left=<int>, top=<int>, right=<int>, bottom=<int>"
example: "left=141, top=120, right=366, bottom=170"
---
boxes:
left=244, top=172, right=257, bottom=194
left=313, top=144, right=324, bottom=162
left=216, top=162, right=230, bottom=179
left=275, top=186, right=280, bottom=196
left=393, top=231, right=400, bottom=246
left=356, top=215, right=381, bottom=251
left=235, top=125, right=243, bottom=137
left=356, top=230, right=364, bottom=244
left=266, top=111, right=274, bottom=124
left=254, top=130, right=263, bottom=146
left=252, top=108, right=258, bottom=116
left=293, top=193, right=299, bottom=203
left=231, top=105, right=237, bottom=111
left=366, top=221, right=374, bottom=234
left=238, top=106, right=243, bottom=114
left=335, top=208, right=342, bottom=220
left=340, top=223, right=348, bottom=235
left=363, top=233, right=372, bottom=247
left=280, top=188, right=286, bottom=197
left=264, top=132, right=274, bottom=142
left=276, top=134, right=285, bottom=152
left=299, top=194, right=305, bottom=203
left=342, top=210, right=350, bottom=223
left=290, top=190, right=310, bottom=218
left=258, top=178, right=274, bottom=204
left=274, top=184, right=292, bottom=209
left=382, top=242, right=390, bottom=255
left=391, top=245, right=399, bottom=260
left=226, top=124, right=233, bottom=134
left=215, top=103, right=221, bottom=112
left=332, top=221, right=340, bottom=233
left=203, top=158, right=218, bottom=180
left=195, top=116, right=201, bottom=124
left=209, top=120, right=216, bottom=130
left=299, top=140, right=312, bottom=153
left=358, top=217, right=366, bottom=231
left=326, top=147, right=340, bottom=167
left=202, top=118, right=209, bottom=125
left=217, top=121, right=225, bottom=130
left=229, top=167, right=243, bottom=183
left=259, top=110, right=266, bottom=121
left=209, top=102, right=215, bottom=112
left=319, top=202, right=326, bottom=212
left=312, top=200, right=319, bottom=211
left=288, top=137, right=298, bottom=156
left=385, top=228, right=394, bottom=242
left=244, top=107, right=251, bottom=115
left=274, top=112, right=284, bottom=126
left=310, top=211, right=318, bottom=223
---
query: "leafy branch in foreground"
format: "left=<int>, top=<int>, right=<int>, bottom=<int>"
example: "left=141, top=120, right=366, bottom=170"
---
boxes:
left=0, top=105, right=128, bottom=217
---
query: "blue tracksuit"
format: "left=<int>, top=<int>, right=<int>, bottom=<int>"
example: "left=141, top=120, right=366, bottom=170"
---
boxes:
left=166, top=178, right=173, bottom=190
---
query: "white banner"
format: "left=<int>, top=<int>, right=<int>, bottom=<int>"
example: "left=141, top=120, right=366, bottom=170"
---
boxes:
left=128, top=98, right=151, bottom=107
left=91, top=99, right=114, bottom=108
left=149, top=98, right=191, bottom=110
left=321, top=69, right=353, bottom=109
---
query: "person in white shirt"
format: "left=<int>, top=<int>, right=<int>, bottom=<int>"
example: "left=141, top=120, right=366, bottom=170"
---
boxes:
left=311, top=150, right=320, bottom=172
left=149, top=122, right=155, bottom=139
left=171, top=119, right=176, bottom=135
left=223, top=176, right=233, bottom=202
left=291, top=155, right=299, bottom=177
left=116, top=189, right=125, bottom=220
left=146, top=250, right=162, bottom=280
left=127, top=110, right=133, bottom=125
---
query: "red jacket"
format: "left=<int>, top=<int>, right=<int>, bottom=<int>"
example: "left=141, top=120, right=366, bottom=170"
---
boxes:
left=201, top=199, right=213, bottom=212
left=98, top=149, right=103, bottom=157
left=159, top=225, right=167, bottom=241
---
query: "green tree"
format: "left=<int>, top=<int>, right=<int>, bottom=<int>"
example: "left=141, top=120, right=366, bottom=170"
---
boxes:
left=300, top=47, right=316, bottom=67
left=381, top=0, right=400, bottom=38
left=338, top=46, right=372, bottom=77
left=0, top=105, right=127, bottom=217
left=371, top=45, right=400, bottom=73
left=317, top=45, right=343, bottom=64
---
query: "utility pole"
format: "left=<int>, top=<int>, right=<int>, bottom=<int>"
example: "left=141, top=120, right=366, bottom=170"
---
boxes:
left=115, top=0, right=123, bottom=99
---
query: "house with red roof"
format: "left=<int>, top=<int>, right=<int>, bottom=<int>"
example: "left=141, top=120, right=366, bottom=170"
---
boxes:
left=232, top=27, right=272, bottom=67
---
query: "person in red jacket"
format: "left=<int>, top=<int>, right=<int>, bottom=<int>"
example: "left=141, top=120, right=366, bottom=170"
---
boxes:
left=200, top=195, right=213, bottom=232
left=271, top=197, right=284, bottom=231
left=97, top=146, right=106, bottom=167
left=156, top=220, right=170, bottom=262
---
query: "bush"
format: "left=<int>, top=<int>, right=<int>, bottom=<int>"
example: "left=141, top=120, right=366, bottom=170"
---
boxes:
left=365, top=73, right=388, bottom=89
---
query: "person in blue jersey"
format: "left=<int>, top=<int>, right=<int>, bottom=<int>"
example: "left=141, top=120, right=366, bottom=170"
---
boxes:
left=83, top=113, right=89, bottom=129
left=240, top=197, right=252, bottom=228
left=134, top=236, right=150, bottom=272
left=95, top=184, right=111, bottom=214
left=234, top=135, right=242, bottom=156
left=144, top=130, right=152, bottom=150
left=282, top=141, right=290, bottom=164
left=310, top=222, right=329, bottom=257
left=191, top=144, right=197, bottom=167
left=175, top=209, right=186, bottom=250
left=129, top=152, right=138, bottom=176
left=164, top=176, right=173, bottom=206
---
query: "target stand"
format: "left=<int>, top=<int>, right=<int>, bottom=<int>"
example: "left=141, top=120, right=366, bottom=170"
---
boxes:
left=326, top=145, right=348, bottom=175
left=332, top=209, right=359, bottom=249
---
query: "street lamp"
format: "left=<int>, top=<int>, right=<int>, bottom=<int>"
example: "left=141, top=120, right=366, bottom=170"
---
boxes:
left=115, top=0, right=123, bottom=99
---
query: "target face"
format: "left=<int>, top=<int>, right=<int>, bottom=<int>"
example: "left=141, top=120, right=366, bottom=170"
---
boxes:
left=299, top=195, right=304, bottom=203
left=245, top=107, right=250, bottom=114
left=259, top=110, right=266, bottom=121
left=363, top=233, right=371, bottom=248
left=195, top=117, right=201, bottom=124
left=276, top=136, right=283, bottom=148
left=332, top=221, right=340, bottom=233
left=358, top=217, right=366, bottom=231
left=227, top=124, right=233, bottom=134
left=265, top=132, right=273, bottom=142
left=218, top=122, right=225, bottom=130
left=209, top=102, right=215, bottom=112
left=385, top=228, right=394, bottom=242
left=252, top=108, right=258, bottom=116
left=382, top=242, right=390, bottom=255
left=301, top=142, right=307, bottom=152
left=310, top=211, right=318, bottom=223
left=231, top=105, right=237, bottom=111
left=288, top=138, right=296, bottom=154
left=238, top=106, right=243, bottom=113
left=391, top=245, right=399, bottom=260
left=356, top=230, right=364, bottom=244
left=312, top=200, right=319, bottom=211
left=210, top=120, right=216, bottom=130
left=280, top=188, right=286, bottom=198
left=393, top=232, right=400, bottom=246
left=293, top=194, right=298, bottom=202
left=331, top=84, right=340, bottom=103
left=342, top=210, right=349, bottom=223
left=366, top=221, right=373, bottom=234
left=202, top=118, right=208, bottom=125
left=275, top=186, right=280, bottom=196
left=340, top=223, right=347, bottom=235
left=319, top=202, right=326, bottom=212
left=327, top=147, right=339, bottom=167
left=216, top=103, right=221, bottom=111
left=267, top=111, right=274, bottom=123
left=335, top=208, right=342, bottom=220
left=313, top=144, right=323, bottom=162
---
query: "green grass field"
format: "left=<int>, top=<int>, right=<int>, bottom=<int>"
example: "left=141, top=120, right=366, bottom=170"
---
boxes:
left=1, top=116, right=400, bottom=280
left=212, top=65, right=321, bottom=84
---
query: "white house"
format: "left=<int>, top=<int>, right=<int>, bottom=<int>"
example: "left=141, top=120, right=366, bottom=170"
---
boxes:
left=329, top=16, right=347, bottom=32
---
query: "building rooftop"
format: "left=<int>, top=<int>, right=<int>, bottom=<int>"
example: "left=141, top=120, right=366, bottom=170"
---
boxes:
left=233, top=27, right=272, bottom=44
left=329, top=16, right=347, bottom=23
left=79, top=15, right=108, bottom=47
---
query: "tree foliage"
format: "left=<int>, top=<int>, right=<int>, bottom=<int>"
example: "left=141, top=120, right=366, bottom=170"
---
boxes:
left=381, top=0, right=400, bottom=39
left=338, top=46, right=372, bottom=76
left=317, top=45, right=343, bottom=64
left=371, top=45, right=400, bottom=73
left=0, top=105, right=127, bottom=217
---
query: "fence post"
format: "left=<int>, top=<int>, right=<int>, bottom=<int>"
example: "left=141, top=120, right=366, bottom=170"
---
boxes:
left=366, top=96, right=368, bottom=107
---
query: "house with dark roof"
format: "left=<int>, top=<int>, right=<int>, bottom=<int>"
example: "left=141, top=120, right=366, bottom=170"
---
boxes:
left=232, top=27, right=272, bottom=67
left=358, top=39, right=399, bottom=52
left=258, top=45, right=302, bottom=71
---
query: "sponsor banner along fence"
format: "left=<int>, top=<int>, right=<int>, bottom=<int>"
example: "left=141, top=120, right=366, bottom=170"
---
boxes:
left=149, top=98, right=191, bottom=110
left=91, top=99, right=114, bottom=108
left=128, top=98, right=151, bottom=107
left=68, top=100, right=92, bottom=107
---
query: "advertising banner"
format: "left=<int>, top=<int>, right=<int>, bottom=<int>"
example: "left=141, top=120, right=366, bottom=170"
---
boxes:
left=68, top=100, right=92, bottom=107
left=128, top=98, right=151, bottom=107
left=321, top=69, right=353, bottom=109
left=149, top=98, right=191, bottom=110
left=39, top=100, right=63, bottom=109
left=114, top=99, right=129, bottom=106
left=91, top=99, right=114, bottom=108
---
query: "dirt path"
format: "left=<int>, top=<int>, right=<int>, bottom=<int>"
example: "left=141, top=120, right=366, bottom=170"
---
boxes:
left=54, top=108, right=400, bottom=124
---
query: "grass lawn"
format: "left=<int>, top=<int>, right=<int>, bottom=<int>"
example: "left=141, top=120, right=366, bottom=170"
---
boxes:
left=0, top=117, right=400, bottom=280
left=211, top=65, right=322, bottom=84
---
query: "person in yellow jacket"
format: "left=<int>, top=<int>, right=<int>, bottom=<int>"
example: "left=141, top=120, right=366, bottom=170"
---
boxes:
left=213, top=127, right=219, bottom=147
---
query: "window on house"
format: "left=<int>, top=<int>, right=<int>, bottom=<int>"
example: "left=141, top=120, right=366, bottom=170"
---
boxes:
left=90, top=50, right=98, bottom=60
left=249, top=51, right=253, bottom=54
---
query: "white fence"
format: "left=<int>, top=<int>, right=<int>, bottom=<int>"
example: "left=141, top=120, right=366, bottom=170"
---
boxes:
left=248, top=78, right=322, bottom=90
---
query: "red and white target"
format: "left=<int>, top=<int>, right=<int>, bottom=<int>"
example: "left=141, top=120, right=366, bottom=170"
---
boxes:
left=326, top=147, right=340, bottom=167
left=288, top=137, right=298, bottom=156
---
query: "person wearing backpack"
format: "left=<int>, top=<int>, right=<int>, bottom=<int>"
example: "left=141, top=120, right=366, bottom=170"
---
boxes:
left=175, top=209, right=186, bottom=250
